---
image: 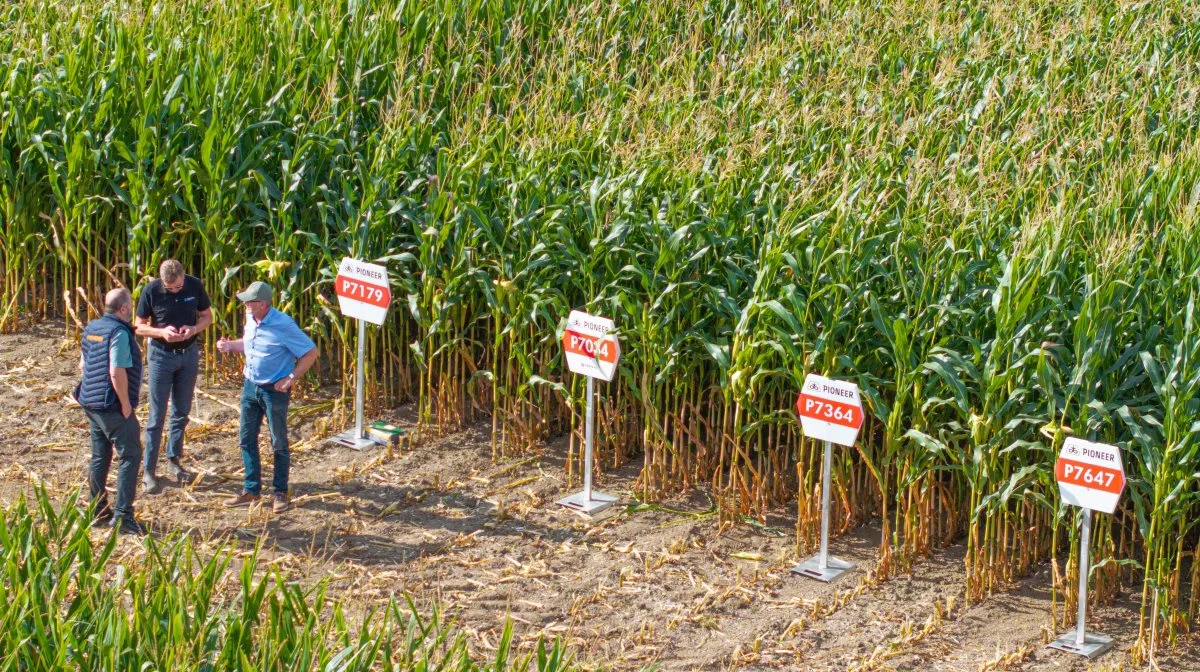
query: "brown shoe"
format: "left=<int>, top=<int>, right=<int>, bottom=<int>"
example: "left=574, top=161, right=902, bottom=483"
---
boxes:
left=272, top=493, right=289, bottom=514
left=223, top=492, right=261, bottom=508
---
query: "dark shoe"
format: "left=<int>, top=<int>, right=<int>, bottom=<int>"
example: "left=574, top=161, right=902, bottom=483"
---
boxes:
left=143, top=472, right=162, bottom=495
left=166, top=457, right=192, bottom=483
left=223, top=492, right=261, bottom=508
left=272, top=492, right=289, bottom=514
left=109, top=517, right=148, bottom=536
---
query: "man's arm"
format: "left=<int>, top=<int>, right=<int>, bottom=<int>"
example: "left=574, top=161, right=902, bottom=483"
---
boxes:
left=110, top=365, right=132, bottom=418
left=275, top=347, right=318, bottom=393
left=195, top=308, right=213, bottom=332
left=294, top=346, right=319, bottom=378
left=108, top=329, right=135, bottom=417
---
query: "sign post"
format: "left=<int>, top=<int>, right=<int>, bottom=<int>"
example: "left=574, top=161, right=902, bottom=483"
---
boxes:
left=791, top=373, right=864, bottom=582
left=557, top=310, right=621, bottom=515
left=329, top=257, right=391, bottom=450
left=1048, top=437, right=1125, bottom=659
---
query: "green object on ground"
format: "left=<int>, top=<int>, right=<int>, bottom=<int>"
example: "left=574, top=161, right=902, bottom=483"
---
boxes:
left=367, top=421, right=404, bottom=445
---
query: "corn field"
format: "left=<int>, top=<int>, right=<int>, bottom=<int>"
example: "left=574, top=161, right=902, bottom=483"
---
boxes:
left=0, top=489, right=576, bottom=670
left=0, top=0, right=1198, bottom=658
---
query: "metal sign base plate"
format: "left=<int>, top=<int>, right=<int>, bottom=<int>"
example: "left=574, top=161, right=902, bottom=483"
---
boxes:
left=556, top=490, right=618, bottom=515
left=791, top=555, right=854, bottom=583
left=328, top=429, right=383, bottom=450
left=1047, top=631, right=1114, bottom=659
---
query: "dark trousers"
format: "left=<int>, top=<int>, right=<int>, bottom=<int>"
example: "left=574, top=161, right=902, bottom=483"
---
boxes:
left=238, top=379, right=290, bottom=495
left=143, top=343, right=200, bottom=475
left=84, top=408, right=142, bottom=522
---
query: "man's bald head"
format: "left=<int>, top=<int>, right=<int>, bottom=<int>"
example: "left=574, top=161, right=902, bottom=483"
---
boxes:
left=104, top=288, right=131, bottom=315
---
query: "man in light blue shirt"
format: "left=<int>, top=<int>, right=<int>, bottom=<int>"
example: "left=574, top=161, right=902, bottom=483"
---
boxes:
left=216, top=281, right=318, bottom=513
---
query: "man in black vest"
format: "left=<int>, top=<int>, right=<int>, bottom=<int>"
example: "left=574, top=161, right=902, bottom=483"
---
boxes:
left=135, top=259, right=211, bottom=493
left=74, top=288, right=147, bottom=535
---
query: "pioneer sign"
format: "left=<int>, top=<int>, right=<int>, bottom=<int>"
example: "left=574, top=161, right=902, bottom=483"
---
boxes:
left=1054, top=437, right=1125, bottom=515
left=557, top=309, right=621, bottom=514
left=562, top=310, right=620, bottom=382
left=335, top=257, right=391, bottom=326
left=329, top=257, right=392, bottom=450
left=795, top=374, right=864, bottom=447
left=1048, top=436, right=1126, bottom=659
left=791, top=372, right=865, bottom=583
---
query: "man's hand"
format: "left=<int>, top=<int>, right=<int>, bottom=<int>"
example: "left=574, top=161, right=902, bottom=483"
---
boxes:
left=121, top=400, right=133, bottom=418
left=273, top=374, right=295, bottom=393
left=162, top=326, right=184, bottom=343
left=217, top=337, right=244, bottom=354
left=176, top=325, right=196, bottom=340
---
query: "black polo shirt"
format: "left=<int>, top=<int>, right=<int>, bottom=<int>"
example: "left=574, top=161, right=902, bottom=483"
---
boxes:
left=136, top=275, right=212, bottom=351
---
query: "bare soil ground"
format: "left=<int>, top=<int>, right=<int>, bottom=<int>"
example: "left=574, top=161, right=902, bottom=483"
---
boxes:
left=1, top=321, right=1197, bottom=671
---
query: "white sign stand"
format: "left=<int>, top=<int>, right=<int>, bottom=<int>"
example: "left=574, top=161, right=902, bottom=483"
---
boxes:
left=1048, top=437, right=1124, bottom=659
left=329, top=258, right=391, bottom=451
left=556, top=376, right=617, bottom=514
left=556, top=310, right=620, bottom=515
left=329, top=319, right=380, bottom=450
left=791, top=439, right=855, bottom=582
left=1048, top=508, right=1113, bottom=658
left=791, top=374, right=863, bottom=583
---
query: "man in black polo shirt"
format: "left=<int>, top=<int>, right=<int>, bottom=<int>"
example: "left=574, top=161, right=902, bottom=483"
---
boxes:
left=134, top=259, right=212, bottom=493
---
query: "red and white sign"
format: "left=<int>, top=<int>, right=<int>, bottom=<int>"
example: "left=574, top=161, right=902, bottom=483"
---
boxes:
left=796, top=373, right=864, bottom=447
left=1055, top=437, right=1125, bottom=514
left=562, top=310, right=620, bottom=381
left=335, top=257, right=391, bottom=325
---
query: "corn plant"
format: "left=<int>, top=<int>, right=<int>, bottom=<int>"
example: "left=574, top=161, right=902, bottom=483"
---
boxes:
left=0, top=488, right=578, bottom=671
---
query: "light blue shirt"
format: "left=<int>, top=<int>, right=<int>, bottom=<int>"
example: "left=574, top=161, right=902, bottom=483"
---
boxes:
left=242, top=308, right=316, bottom=385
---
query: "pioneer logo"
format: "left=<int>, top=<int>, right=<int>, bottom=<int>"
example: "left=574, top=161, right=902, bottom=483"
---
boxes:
left=1082, top=446, right=1115, bottom=462
left=821, top=384, right=855, bottom=399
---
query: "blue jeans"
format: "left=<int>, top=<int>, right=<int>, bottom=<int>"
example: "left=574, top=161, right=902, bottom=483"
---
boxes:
left=238, top=379, right=290, bottom=495
left=143, top=343, right=200, bottom=475
left=85, top=408, right=142, bottom=522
